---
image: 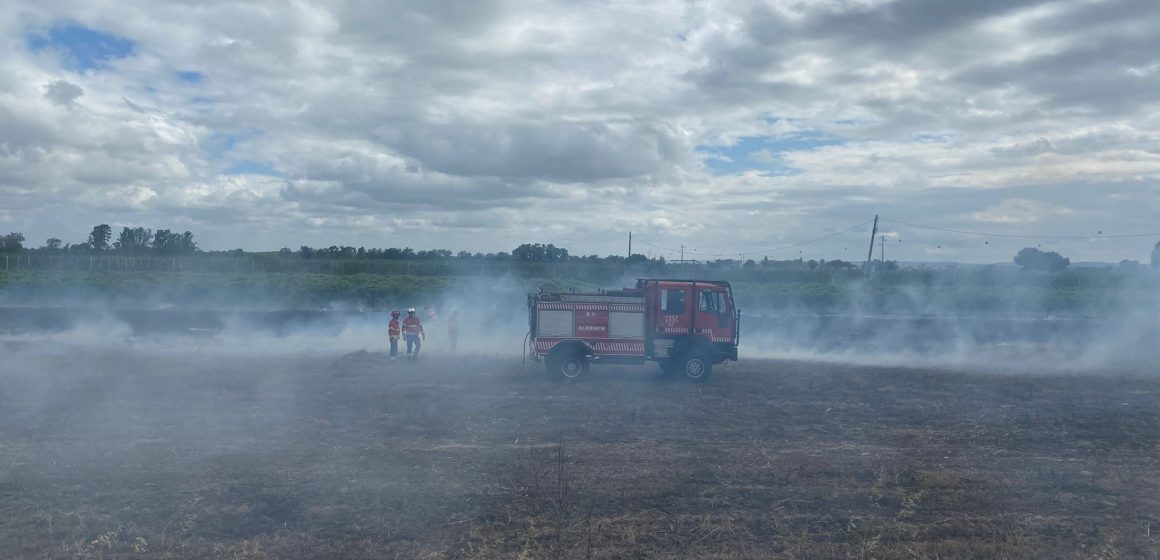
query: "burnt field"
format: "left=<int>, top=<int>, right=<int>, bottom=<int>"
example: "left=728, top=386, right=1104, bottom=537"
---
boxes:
left=2, top=349, right=1160, bottom=559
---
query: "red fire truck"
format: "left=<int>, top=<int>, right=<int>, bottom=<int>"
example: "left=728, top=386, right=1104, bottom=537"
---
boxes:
left=527, top=279, right=740, bottom=381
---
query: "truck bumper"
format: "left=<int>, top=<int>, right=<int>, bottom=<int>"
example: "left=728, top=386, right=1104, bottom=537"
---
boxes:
left=714, top=345, right=738, bottom=363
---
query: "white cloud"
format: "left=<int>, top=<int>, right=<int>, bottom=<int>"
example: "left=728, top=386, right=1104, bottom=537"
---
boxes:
left=0, top=0, right=1158, bottom=262
left=972, top=198, right=1074, bottom=224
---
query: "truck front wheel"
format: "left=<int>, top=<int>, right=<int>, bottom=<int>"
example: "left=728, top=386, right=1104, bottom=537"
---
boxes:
left=681, top=354, right=712, bottom=382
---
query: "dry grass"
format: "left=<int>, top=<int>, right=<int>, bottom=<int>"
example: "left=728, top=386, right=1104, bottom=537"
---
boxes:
left=2, top=351, right=1159, bottom=558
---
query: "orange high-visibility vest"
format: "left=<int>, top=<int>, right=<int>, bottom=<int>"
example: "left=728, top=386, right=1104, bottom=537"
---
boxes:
left=388, top=319, right=401, bottom=340
left=403, top=316, right=424, bottom=336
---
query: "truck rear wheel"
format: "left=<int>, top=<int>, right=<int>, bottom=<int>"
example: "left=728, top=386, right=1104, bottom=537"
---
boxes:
left=547, top=348, right=589, bottom=380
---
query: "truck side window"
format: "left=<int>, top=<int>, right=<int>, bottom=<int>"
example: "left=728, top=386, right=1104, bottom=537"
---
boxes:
left=661, top=289, right=685, bottom=314
left=699, top=290, right=722, bottom=313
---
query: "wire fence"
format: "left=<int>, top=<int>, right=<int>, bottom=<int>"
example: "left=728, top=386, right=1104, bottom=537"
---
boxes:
left=0, top=253, right=863, bottom=282
left=0, top=254, right=665, bottom=279
left=3, top=254, right=1152, bottom=289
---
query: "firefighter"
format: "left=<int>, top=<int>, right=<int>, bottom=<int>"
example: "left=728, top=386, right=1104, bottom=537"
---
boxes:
left=403, top=307, right=425, bottom=360
left=387, top=310, right=401, bottom=360
left=448, top=311, right=460, bottom=352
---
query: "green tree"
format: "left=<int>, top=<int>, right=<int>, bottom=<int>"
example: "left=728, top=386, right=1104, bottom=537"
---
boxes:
left=0, top=232, right=25, bottom=253
left=513, top=243, right=569, bottom=262
left=114, top=227, right=153, bottom=253
left=88, top=224, right=112, bottom=251
left=43, top=237, right=63, bottom=251
left=1014, top=247, right=1069, bottom=271
left=151, top=230, right=197, bottom=254
left=627, top=254, right=649, bottom=266
left=1152, top=241, right=1160, bottom=268
left=823, top=259, right=859, bottom=271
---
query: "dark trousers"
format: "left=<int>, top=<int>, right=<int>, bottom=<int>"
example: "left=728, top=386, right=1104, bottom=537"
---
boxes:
left=389, top=338, right=398, bottom=357
left=406, top=334, right=421, bottom=356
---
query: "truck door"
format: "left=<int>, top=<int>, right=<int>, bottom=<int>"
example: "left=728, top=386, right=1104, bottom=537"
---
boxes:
left=656, top=284, right=691, bottom=335
left=695, top=286, right=734, bottom=343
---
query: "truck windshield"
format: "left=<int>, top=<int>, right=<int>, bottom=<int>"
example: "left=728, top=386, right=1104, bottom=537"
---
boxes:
left=699, top=290, right=723, bottom=314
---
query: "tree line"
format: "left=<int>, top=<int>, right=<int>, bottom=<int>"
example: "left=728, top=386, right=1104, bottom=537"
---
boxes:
left=294, top=243, right=652, bottom=264
left=2, top=225, right=197, bottom=255
left=4, top=225, right=1160, bottom=270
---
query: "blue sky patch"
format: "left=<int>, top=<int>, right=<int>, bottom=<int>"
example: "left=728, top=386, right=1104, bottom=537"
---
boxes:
left=177, top=71, right=205, bottom=84
left=225, top=160, right=284, bottom=177
left=698, top=132, right=845, bottom=175
left=28, top=23, right=136, bottom=71
left=204, top=131, right=283, bottom=177
left=202, top=132, right=240, bottom=155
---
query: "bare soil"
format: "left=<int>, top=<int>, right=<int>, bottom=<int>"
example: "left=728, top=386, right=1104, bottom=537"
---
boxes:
left=2, top=350, right=1159, bottom=559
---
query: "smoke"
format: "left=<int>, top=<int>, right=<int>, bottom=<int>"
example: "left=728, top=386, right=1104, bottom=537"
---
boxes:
left=0, top=276, right=536, bottom=359
left=736, top=268, right=1160, bottom=374
left=2, top=262, right=1157, bottom=554
left=3, top=266, right=1159, bottom=377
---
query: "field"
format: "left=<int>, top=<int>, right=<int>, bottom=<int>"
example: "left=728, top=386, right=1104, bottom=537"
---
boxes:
left=2, top=265, right=1151, bottom=316
left=2, top=350, right=1160, bottom=559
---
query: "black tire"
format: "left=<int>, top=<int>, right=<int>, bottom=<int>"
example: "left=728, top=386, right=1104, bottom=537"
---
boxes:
left=547, top=348, right=588, bottom=381
left=680, top=354, right=712, bottom=382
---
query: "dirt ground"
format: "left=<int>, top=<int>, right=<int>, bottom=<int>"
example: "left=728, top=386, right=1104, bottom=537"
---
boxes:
left=2, top=349, right=1159, bottom=559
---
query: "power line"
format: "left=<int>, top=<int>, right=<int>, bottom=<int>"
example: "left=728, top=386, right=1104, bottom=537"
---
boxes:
left=636, top=219, right=874, bottom=259
left=698, top=219, right=875, bottom=258
left=881, top=217, right=1160, bottom=240
left=633, top=238, right=680, bottom=253
left=633, top=215, right=1159, bottom=262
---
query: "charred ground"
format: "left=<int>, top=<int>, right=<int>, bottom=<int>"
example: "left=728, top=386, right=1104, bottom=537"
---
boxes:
left=2, top=351, right=1159, bottom=559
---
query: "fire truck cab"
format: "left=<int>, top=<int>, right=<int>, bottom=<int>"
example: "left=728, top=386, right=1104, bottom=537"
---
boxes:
left=527, top=279, right=740, bottom=381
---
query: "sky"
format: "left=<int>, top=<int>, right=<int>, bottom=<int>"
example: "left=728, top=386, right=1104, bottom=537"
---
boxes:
left=1, top=0, right=1159, bottom=263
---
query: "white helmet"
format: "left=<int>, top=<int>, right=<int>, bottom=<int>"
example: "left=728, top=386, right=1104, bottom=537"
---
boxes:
left=407, top=307, right=416, bottom=313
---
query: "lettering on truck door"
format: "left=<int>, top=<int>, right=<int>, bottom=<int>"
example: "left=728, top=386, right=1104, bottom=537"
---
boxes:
left=659, top=286, right=690, bottom=331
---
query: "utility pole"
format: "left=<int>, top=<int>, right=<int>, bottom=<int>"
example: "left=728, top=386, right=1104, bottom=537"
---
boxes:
left=680, top=244, right=684, bottom=261
left=628, top=232, right=632, bottom=258
left=879, top=235, right=886, bottom=262
left=864, top=214, right=879, bottom=277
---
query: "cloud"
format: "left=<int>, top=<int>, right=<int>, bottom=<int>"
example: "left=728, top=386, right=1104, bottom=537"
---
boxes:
left=0, top=0, right=1158, bottom=262
left=972, top=198, right=1074, bottom=224
left=42, top=79, right=83, bottom=106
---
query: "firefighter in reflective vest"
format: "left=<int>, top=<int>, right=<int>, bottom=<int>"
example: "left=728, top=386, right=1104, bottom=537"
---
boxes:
left=403, top=307, right=425, bottom=360
left=387, top=310, right=401, bottom=360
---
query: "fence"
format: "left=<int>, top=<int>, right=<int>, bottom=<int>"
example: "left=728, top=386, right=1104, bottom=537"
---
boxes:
left=0, top=254, right=664, bottom=280
left=5, top=254, right=1146, bottom=287
left=0, top=254, right=806, bottom=282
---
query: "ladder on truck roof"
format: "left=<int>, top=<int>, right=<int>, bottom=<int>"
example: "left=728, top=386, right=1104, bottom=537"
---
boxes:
left=548, top=293, right=644, bottom=304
